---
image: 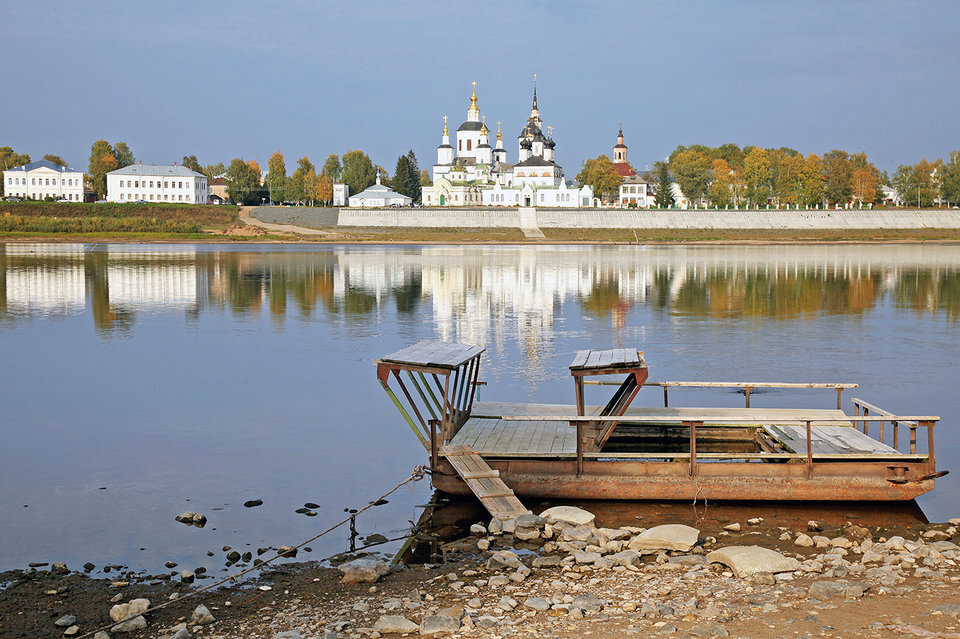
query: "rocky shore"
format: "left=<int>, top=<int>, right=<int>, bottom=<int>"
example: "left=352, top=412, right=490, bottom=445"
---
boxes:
left=3, top=507, right=960, bottom=639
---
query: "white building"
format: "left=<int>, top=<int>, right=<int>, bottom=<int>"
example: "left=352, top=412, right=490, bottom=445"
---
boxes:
left=333, top=183, right=349, bottom=206
left=610, top=129, right=655, bottom=208
left=3, top=160, right=85, bottom=201
left=347, top=176, right=412, bottom=207
left=106, top=163, right=209, bottom=204
left=422, top=81, right=592, bottom=208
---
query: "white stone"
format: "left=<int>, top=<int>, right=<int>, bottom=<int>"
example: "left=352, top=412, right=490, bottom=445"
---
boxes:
left=373, top=615, right=419, bottom=634
left=794, top=533, right=814, bottom=547
left=706, top=546, right=801, bottom=577
left=540, top=506, right=596, bottom=527
left=723, top=523, right=741, bottom=532
left=628, top=524, right=700, bottom=552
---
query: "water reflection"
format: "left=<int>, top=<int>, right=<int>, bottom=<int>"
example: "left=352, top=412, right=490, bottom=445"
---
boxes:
left=3, top=244, right=960, bottom=336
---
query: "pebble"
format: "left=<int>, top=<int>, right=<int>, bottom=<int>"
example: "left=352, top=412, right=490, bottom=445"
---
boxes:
left=192, top=604, right=216, bottom=625
left=63, top=626, right=80, bottom=636
left=55, top=615, right=77, bottom=627
left=244, top=499, right=264, bottom=507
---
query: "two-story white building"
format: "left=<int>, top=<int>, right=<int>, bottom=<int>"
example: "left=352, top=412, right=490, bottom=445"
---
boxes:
left=106, top=163, right=208, bottom=204
left=3, top=160, right=85, bottom=201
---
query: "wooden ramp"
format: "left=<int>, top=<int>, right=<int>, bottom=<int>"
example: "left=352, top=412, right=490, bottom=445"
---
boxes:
left=440, top=444, right=531, bottom=521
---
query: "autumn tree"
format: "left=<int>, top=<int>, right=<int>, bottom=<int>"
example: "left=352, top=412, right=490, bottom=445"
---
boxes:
left=341, top=150, right=376, bottom=197
left=225, top=158, right=263, bottom=205
left=287, top=156, right=315, bottom=205
left=321, top=154, right=342, bottom=182
left=420, top=169, right=432, bottom=186
left=743, top=147, right=771, bottom=207
left=113, top=142, right=135, bottom=168
left=315, top=173, right=333, bottom=205
left=708, top=158, right=735, bottom=207
left=201, top=163, right=225, bottom=180
left=43, top=154, right=67, bottom=166
left=88, top=139, right=118, bottom=199
left=671, top=149, right=711, bottom=206
left=576, top=155, right=621, bottom=202
left=653, top=161, right=674, bottom=208
left=266, top=151, right=287, bottom=204
left=893, top=159, right=941, bottom=208
left=800, top=154, right=825, bottom=206
left=822, top=150, right=853, bottom=205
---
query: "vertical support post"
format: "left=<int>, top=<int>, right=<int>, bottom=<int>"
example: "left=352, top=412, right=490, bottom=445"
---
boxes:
left=880, top=419, right=885, bottom=443
left=441, top=373, right=452, bottom=443
left=663, top=385, right=669, bottom=407
left=744, top=387, right=752, bottom=408
left=910, top=424, right=917, bottom=454
left=923, top=420, right=935, bottom=468
left=574, top=374, right=585, bottom=416
left=863, top=409, right=869, bottom=435
left=836, top=387, right=843, bottom=410
left=806, top=420, right=813, bottom=479
left=576, top=420, right=584, bottom=476
left=893, top=421, right=899, bottom=451
left=430, top=419, right=439, bottom=470
left=686, top=421, right=699, bottom=477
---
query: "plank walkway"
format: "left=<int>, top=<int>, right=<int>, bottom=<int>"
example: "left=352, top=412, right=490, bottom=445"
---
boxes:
left=440, top=444, right=531, bottom=521
left=763, top=423, right=900, bottom=455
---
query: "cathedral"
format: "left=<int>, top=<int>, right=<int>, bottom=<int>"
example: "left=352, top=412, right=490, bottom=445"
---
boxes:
left=421, top=82, right=593, bottom=208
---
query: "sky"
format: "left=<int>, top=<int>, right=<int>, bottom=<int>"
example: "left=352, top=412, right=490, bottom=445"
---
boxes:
left=4, top=1, right=959, bottom=176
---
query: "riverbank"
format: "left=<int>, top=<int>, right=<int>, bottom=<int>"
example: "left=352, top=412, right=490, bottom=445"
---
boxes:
left=4, top=508, right=959, bottom=639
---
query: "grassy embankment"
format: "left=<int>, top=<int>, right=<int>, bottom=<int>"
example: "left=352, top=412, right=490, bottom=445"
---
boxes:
left=0, top=202, right=239, bottom=240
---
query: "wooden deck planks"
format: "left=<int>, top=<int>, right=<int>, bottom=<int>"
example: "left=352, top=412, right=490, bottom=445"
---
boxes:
left=764, top=423, right=900, bottom=455
left=440, top=444, right=530, bottom=521
left=570, top=348, right=643, bottom=371
left=380, top=340, right=484, bottom=370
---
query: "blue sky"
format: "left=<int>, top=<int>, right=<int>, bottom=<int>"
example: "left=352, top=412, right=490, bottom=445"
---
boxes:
left=5, top=1, right=958, bottom=175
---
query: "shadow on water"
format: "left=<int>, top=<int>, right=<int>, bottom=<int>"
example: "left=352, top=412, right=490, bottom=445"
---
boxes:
left=402, top=491, right=929, bottom=563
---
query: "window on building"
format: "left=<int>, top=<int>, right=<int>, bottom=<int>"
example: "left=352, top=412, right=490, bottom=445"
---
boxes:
left=178, top=181, right=183, bottom=188
left=179, top=195, right=183, bottom=201
left=135, top=181, right=139, bottom=188
left=164, top=182, right=168, bottom=188
left=467, top=140, right=472, bottom=151
left=150, top=194, right=154, bottom=200
left=32, top=178, right=35, bottom=185
left=149, top=181, right=153, bottom=188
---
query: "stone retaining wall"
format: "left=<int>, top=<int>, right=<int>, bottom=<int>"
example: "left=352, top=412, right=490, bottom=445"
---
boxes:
left=251, top=206, right=960, bottom=230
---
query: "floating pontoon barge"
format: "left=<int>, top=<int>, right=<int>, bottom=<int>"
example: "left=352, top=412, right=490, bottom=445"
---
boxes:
left=376, top=341, right=945, bottom=513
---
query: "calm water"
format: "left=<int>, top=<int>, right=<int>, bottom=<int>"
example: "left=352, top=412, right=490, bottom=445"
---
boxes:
left=1, top=243, right=958, bottom=575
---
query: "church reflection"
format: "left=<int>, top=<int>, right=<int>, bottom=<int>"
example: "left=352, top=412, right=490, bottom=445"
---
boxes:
left=2, top=244, right=959, bottom=342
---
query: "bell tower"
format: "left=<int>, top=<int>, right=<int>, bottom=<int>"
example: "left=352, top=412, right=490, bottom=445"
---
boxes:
left=613, top=127, right=628, bottom=164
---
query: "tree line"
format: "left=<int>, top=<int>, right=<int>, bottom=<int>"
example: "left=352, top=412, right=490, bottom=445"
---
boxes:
left=577, top=144, right=960, bottom=208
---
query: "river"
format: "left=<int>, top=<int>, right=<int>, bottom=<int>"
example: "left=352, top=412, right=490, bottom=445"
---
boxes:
left=1, top=243, right=958, bottom=575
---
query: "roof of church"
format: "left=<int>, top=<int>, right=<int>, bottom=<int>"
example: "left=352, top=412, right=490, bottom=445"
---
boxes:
left=457, top=121, right=484, bottom=132
left=514, top=155, right=559, bottom=168
left=613, top=162, right=637, bottom=178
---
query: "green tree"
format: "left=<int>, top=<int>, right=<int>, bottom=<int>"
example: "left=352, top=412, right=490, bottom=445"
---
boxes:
left=653, top=161, right=674, bottom=208
left=893, top=159, right=941, bottom=208
left=321, top=154, right=342, bottom=182
left=267, top=151, right=287, bottom=204
left=405, top=150, right=421, bottom=202
left=287, top=156, right=316, bottom=205
left=822, top=150, right=853, bottom=205
left=113, top=142, right=135, bottom=168
left=88, top=139, right=118, bottom=199
left=392, top=152, right=418, bottom=202
left=576, top=155, right=621, bottom=202
left=225, top=158, right=262, bottom=205
left=670, top=149, right=711, bottom=206
left=743, top=147, right=770, bottom=207
left=181, top=155, right=201, bottom=172
left=341, top=150, right=376, bottom=197
left=942, top=151, right=960, bottom=205
left=43, top=154, right=67, bottom=166
left=0, top=147, right=31, bottom=196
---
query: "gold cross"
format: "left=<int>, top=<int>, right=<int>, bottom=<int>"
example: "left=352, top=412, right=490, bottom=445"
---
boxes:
left=482, top=115, right=486, bottom=125
left=472, top=81, right=477, bottom=90
left=443, top=115, right=448, bottom=124
left=548, top=125, right=553, bottom=137
left=533, top=73, right=537, bottom=84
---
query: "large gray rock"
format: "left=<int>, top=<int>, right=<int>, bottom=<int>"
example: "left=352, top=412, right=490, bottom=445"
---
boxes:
left=191, top=604, right=215, bottom=625
left=55, top=615, right=77, bottom=627
left=524, top=597, right=550, bottom=611
left=706, top=546, right=800, bottom=577
left=487, top=550, right=522, bottom=570
left=111, top=615, right=146, bottom=633
left=171, top=626, right=190, bottom=639
left=339, top=557, right=389, bottom=584
left=629, top=524, right=700, bottom=552
left=609, top=549, right=642, bottom=566
left=372, top=615, right=419, bottom=634
left=808, top=580, right=847, bottom=599
left=571, top=593, right=603, bottom=613
left=540, top=506, right=595, bottom=527
left=419, top=615, right=461, bottom=635
left=515, top=514, right=546, bottom=528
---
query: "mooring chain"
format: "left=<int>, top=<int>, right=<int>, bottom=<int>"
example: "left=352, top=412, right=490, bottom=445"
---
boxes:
left=691, top=473, right=708, bottom=524
left=72, top=467, right=427, bottom=639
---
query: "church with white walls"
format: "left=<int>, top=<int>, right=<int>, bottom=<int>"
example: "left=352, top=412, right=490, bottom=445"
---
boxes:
left=421, top=81, right=593, bottom=208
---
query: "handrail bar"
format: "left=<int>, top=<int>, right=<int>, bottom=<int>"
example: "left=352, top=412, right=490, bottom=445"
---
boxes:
left=851, top=397, right=919, bottom=426
left=500, top=414, right=940, bottom=423
left=583, top=379, right=858, bottom=409
left=585, top=380, right=860, bottom=389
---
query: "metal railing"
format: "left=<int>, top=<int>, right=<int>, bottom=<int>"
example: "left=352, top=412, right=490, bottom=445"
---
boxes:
left=584, top=379, right=859, bottom=409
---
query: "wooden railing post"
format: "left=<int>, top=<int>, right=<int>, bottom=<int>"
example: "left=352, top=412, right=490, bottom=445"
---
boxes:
left=836, top=386, right=843, bottom=410
left=430, top=419, right=439, bottom=470
left=806, top=420, right=813, bottom=478
left=893, top=421, right=899, bottom=451
left=686, top=421, right=700, bottom=477
left=576, top=421, right=584, bottom=476
left=910, top=424, right=917, bottom=454
left=744, top=387, right=752, bottom=408
left=923, top=420, right=934, bottom=466
left=663, top=385, right=669, bottom=407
